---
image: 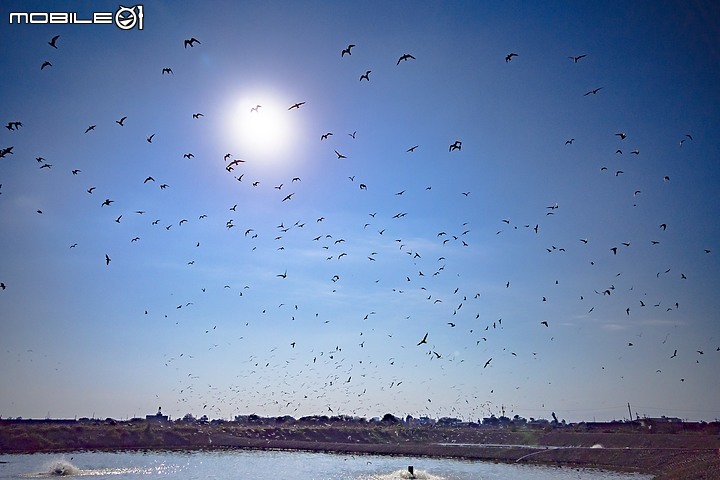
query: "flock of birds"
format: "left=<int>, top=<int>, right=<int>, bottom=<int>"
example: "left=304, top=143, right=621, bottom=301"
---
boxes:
left=1, top=30, right=718, bottom=422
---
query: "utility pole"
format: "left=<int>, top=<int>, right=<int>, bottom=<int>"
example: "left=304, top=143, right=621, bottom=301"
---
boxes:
left=627, top=402, right=632, bottom=421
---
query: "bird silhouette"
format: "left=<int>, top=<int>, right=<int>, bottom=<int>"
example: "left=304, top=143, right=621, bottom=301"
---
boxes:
left=116, top=116, right=127, bottom=126
left=584, top=87, right=603, bottom=96
left=184, top=37, right=201, bottom=48
left=397, top=53, right=416, bottom=65
left=162, top=67, right=173, bottom=75
left=505, top=53, right=518, bottom=62
left=359, top=70, right=371, bottom=81
left=41, top=61, right=52, bottom=70
left=417, top=332, right=428, bottom=346
left=288, top=102, right=305, bottom=110
left=569, top=54, right=586, bottom=62
left=341, top=44, right=355, bottom=57
left=48, top=35, right=60, bottom=48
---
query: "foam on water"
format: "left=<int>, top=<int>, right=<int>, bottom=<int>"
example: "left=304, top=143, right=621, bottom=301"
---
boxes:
left=22, top=458, right=161, bottom=478
left=370, top=469, right=446, bottom=480
left=38, top=459, right=80, bottom=477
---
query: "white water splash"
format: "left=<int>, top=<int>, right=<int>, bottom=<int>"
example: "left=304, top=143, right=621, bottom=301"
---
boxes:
left=370, top=469, right=447, bottom=480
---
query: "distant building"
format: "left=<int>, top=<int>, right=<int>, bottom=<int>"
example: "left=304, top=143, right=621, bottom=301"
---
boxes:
left=146, top=407, right=168, bottom=422
left=640, top=416, right=683, bottom=425
left=407, top=416, right=435, bottom=426
left=436, top=417, right=462, bottom=427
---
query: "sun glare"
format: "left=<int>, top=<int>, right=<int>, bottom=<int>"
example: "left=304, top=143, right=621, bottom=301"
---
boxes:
left=224, top=93, right=300, bottom=165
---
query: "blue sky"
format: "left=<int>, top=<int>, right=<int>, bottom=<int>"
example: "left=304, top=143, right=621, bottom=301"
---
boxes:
left=1, top=0, right=719, bottom=423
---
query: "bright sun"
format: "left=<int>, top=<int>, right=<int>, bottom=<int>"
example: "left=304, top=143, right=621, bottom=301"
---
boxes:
left=225, top=93, right=300, bottom=164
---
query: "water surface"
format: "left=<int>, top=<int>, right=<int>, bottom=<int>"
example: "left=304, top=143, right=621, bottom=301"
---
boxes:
left=0, top=450, right=652, bottom=480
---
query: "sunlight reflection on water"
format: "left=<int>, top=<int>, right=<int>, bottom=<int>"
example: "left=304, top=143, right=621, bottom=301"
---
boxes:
left=2, top=450, right=652, bottom=480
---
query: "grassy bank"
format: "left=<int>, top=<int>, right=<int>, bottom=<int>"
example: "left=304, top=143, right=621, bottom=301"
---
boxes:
left=1, top=420, right=719, bottom=479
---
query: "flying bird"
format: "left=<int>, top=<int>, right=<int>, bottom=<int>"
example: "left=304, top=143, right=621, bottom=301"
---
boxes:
left=184, top=37, right=201, bottom=48
left=105, top=254, right=111, bottom=265
left=41, top=61, right=52, bottom=70
left=146, top=134, right=155, bottom=143
left=84, top=125, right=96, bottom=133
left=569, top=54, right=586, bottom=62
left=162, top=67, right=173, bottom=75
left=584, top=87, right=603, bottom=96
left=288, top=102, right=305, bottom=110
left=341, top=44, right=355, bottom=57
left=334, top=150, right=347, bottom=159
left=116, top=116, right=127, bottom=126
left=397, top=53, right=416, bottom=65
left=359, top=70, right=371, bottom=81
left=417, top=332, right=428, bottom=346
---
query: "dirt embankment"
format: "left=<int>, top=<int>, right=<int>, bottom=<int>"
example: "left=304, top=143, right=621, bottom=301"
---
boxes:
left=1, top=420, right=719, bottom=479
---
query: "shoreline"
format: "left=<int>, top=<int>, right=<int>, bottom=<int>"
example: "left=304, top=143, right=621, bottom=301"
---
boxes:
left=2, top=420, right=719, bottom=479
